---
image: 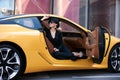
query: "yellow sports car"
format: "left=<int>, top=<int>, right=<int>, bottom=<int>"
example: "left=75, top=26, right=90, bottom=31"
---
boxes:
left=0, top=14, right=120, bottom=80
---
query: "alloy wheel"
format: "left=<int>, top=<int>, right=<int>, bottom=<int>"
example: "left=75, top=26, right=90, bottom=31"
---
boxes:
left=0, top=47, right=21, bottom=80
left=110, top=46, right=120, bottom=72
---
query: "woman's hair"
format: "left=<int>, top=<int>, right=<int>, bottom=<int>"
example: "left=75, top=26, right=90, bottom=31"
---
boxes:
left=48, top=17, right=60, bottom=28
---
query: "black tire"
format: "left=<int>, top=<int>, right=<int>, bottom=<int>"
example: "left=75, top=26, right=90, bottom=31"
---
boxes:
left=0, top=44, right=25, bottom=80
left=108, top=44, right=120, bottom=72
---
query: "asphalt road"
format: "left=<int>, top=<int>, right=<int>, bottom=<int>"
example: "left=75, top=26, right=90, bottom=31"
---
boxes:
left=19, top=69, right=120, bottom=80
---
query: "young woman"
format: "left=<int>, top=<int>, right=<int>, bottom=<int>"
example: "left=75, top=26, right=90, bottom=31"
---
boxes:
left=41, top=16, right=83, bottom=60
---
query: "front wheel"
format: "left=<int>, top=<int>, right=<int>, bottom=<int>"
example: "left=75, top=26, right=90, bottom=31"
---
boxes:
left=108, top=44, right=120, bottom=72
left=0, top=44, right=25, bottom=80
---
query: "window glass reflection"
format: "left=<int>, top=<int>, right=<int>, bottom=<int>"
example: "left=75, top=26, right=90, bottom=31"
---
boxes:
left=0, top=0, right=15, bottom=17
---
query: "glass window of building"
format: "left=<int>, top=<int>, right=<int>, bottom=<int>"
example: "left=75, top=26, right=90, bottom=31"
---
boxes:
left=0, top=0, right=15, bottom=17
left=80, top=0, right=116, bottom=35
left=88, top=0, right=116, bottom=35
left=79, top=0, right=88, bottom=28
left=15, top=0, right=51, bottom=14
left=115, top=0, right=120, bottom=38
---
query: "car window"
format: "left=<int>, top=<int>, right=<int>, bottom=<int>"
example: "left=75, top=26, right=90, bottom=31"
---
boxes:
left=59, top=20, right=80, bottom=33
left=14, top=17, right=42, bottom=29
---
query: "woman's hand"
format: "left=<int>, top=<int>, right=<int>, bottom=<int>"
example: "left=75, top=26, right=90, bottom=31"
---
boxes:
left=54, top=48, right=59, bottom=52
left=41, top=16, right=49, bottom=21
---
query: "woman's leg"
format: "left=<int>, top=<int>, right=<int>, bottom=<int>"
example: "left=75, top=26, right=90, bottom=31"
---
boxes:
left=61, top=45, right=77, bottom=60
left=52, top=51, right=69, bottom=59
left=52, top=45, right=77, bottom=60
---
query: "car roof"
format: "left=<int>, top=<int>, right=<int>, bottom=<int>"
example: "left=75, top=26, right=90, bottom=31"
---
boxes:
left=0, top=14, right=89, bottom=32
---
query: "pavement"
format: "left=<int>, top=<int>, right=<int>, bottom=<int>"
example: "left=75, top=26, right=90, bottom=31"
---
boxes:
left=19, top=69, right=120, bottom=80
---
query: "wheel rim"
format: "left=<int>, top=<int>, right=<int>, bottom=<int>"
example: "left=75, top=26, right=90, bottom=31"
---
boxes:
left=111, top=47, right=120, bottom=71
left=0, top=47, right=20, bottom=80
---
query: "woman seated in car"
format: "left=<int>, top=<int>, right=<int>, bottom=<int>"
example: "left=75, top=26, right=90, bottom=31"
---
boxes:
left=41, top=16, right=84, bottom=60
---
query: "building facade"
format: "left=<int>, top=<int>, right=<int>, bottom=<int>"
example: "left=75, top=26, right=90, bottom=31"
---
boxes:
left=0, top=0, right=120, bottom=37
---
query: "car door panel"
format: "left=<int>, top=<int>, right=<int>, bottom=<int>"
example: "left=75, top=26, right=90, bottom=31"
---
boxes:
left=90, top=27, right=110, bottom=64
left=62, top=32, right=85, bottom=51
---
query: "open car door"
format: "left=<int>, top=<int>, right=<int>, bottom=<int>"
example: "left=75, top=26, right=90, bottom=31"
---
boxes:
left=89, top=26, right=110, bottom=64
